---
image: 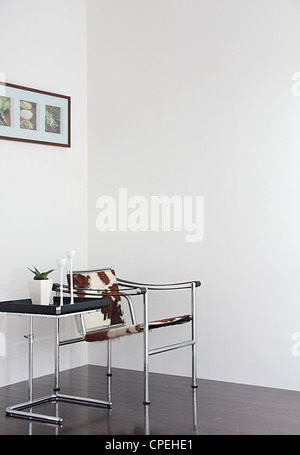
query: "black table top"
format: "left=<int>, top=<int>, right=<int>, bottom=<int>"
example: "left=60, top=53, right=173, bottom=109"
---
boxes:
left=0, top=297, right=110, bottom=316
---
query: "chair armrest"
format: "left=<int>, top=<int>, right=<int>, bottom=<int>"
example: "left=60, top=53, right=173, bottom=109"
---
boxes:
left=52, top=282, right=147, bottom=297
left=117, top=278, right=201, bottom=291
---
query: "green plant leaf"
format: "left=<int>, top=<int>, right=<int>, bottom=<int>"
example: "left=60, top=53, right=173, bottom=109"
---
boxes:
left=27, top=265, right=55, bottom=280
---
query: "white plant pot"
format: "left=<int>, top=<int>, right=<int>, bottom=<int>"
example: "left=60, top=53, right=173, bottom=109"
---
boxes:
left=28, top=279, right=53, bottom=305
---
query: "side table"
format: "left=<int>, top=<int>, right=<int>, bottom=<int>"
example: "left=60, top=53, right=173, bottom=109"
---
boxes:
left=0, top=297, right=110, bottom=424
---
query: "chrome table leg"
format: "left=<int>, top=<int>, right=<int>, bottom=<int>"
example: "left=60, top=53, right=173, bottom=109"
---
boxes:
left=6, top=315, right=112, bottom=425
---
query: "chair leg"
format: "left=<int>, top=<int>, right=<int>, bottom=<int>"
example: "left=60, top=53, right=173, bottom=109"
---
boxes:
left=144, top=356, right=150, bottom=405
left=191, top=342, right=198, bottom=388
left=191, top=282, right=198, bottom=388
left=107, top=372, right=112, bottom=404
left=143, top=290, right=150, bottom=405
left=106, top=339, right=112, bottom=376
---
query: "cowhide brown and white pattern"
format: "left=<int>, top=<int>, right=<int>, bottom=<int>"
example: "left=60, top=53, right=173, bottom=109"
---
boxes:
left=68, top=268, right=192, bottom=342
left=67, top=268, right=125, bottom=333
left=84, top=315, right=192, bottom=342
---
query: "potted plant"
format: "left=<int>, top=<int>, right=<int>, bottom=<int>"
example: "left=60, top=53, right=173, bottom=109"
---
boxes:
left=28, top=265, right=55, bottom=305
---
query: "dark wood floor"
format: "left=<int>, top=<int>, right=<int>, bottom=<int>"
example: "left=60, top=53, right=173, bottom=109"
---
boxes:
left=1, top=365, right=300, bottom=436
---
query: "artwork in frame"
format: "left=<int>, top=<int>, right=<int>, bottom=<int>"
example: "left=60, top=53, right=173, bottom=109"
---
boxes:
left=0, top=81, right=71, bottom=147
left=0, top=96, right=11, bottom=127
left=20, top=100, right=37, bottom=131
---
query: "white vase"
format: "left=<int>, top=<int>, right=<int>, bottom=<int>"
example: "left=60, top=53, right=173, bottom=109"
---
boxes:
left=28, top=279, right=53, bottom=305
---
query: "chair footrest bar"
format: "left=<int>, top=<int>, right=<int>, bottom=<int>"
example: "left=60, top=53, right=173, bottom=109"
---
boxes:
left=6, top=392, right=112, bottom=424
left=149, top=340, right=195, bottom=356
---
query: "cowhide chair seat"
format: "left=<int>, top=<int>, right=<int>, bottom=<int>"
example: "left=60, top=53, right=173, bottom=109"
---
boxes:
left=58, top=267, right=200, bottom=405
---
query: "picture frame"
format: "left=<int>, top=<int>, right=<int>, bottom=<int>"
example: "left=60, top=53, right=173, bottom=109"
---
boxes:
left=0, top=81, right=71, bottom=147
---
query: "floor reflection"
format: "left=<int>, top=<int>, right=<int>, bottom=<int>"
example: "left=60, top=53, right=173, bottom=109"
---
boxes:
left=8, top=370, right=199, bottom=435
left=143, top=387, right=198, bottom=435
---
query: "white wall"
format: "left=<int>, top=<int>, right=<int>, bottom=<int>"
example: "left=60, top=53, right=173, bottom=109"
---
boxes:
left=1, top=0, right=300, bottom=394
left=87, top=0, right=300, bottom=391
left=0, top=0, right=88, bottom=386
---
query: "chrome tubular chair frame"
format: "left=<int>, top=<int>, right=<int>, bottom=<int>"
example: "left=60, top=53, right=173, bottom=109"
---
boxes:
left=55, top=272, right=200, bottom=406
left=117, top=278, right=200, bottom=403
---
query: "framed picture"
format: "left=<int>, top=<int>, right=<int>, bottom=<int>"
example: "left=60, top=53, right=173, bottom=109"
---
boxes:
left=0, top=82, right=71, bottom=147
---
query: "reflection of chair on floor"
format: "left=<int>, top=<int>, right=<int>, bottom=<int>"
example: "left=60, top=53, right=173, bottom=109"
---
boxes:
left=143, top=387, right=199, bottom=435
left=55, top=267, right=201, bottom=404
